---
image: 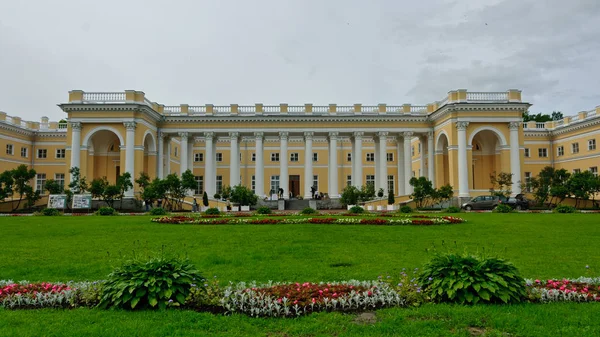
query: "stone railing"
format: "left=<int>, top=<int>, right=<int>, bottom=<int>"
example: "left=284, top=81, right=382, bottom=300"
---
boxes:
left=522, top=106, right=600, bottom=132
left=466, top=92, right=509, bottom=102
left=82, top=92, right=126, bottom=103
left=0, top=113, right=67, bottom=132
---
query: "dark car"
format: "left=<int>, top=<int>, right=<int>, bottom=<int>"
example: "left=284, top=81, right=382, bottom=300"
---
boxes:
left=500, top=194, right=530, bottom=210
left=461, top=195, right=502, bottom=211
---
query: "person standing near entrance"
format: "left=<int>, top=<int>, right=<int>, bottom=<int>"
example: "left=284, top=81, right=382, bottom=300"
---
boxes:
left=193, top=198, right=198, bottom=212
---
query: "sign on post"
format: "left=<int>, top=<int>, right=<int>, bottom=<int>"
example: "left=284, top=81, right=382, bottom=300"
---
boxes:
left=72, top=194, right=92, bottom=209
left=48, top=194, right=67, bottom=209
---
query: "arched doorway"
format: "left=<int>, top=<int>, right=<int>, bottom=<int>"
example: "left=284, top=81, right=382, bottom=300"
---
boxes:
left=143, top=131, right=157, bottom=177
left=436, top=133, right=450, bottom=186
left=85, top=129, right=123, bottom=184
left=469, top=129, right=505, bottom=191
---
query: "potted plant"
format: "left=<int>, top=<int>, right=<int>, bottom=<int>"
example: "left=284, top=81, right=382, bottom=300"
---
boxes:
left=387, top=191, right=396, bottom=211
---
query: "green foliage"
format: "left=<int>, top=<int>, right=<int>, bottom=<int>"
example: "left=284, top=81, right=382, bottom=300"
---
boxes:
left=409, top=177, right=434, bottom=208
left=204, top=207, right=220, bottom=215
left=489, top=171, right=513, bottom=198
left=387, top=191, right=395, bottom=205
left=221, top=185, right=232, bottom=200
left=44, top=179, right=63, bottom=195
left=229, top=185, right=258, bottom=206
left=149, top=207, right=167, bottom=215
left=493, top=204, right=514, bottom=213
left=256, top=206, right=272, bottom=214
left=348, top=205, right=364, bottom=214
left=359, top=184, right=376, bottom=202
left=99, top=252, right=204, bottom=310
left=377, top=188, right=384, bottom=198
left=163, top=173, right=188, bottom=210
left=42, top=208, right=61, bottom=216
left=399, top=205, right=412, bottom=213
left=213, top=193, right=221, bottom=200
left=202, top=192, right=209, bottom=207
left=522, top=111, right=562, bottom=122
left=68, top=167, right=89, bottom=194
left=89, top=178, right=120, bottom=208
left=96, top=207, right=117, bottom=216
left=186, top=276, right=223, bottom=309
left=419, top=251, right=526, bottom=304
left=566, top=170, right=598, bottom=208
left=300, top=207, right=317, bottom=215
left=180, top=170, right=197, bottom=192
left=379, top=269, right=428, bottom=306
left=0, top=164, right=39, bottom=211
left=554, top=204, right=577, bottom=213
left=340, top=185, right=360, bottom=206
left=445, top=206, right=461, bottom=213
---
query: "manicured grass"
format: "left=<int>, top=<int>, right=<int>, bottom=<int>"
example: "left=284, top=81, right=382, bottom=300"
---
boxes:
left=1, top=213, right=600, bottom=336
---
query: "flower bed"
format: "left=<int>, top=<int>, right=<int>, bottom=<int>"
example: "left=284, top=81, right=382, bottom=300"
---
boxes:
left=0, top=281, right=77, bottom=309
left=151, top=215, right=466, bottom=225
left=526, top=277, right=600, bottom=302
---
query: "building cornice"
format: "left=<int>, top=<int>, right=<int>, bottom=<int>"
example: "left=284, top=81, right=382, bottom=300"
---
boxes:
left=0, top=122, right=34, bottom=136
left=162, top=115, right=430, bottom=124
left=58, top=103, right=163, bottom=123
left=550, top=117, right=600, bottom=135
left=429, top=102, right=531, bottom=122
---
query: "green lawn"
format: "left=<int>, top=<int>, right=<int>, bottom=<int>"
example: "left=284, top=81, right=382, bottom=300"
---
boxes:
left=1, top=213, right=600, bottom=336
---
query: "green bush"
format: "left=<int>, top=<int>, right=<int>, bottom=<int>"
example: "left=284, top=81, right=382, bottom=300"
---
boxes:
left=300, top=207, right=317, bottom=215
left=554, top=204, right=576, bottom=213
left=149, top=207, right=167, bottom=215
left=42, top=208, right=61, bottom=216
left=256, top=206, right=272, bottom=214
left=99, top=253, right=203, bottom=310
left=204, top=207, right=220, bottom=215
left=348, top=205, right=364, bottom=214
left=419, top=252, right=526, bottom=304
left=96, top=207, right=117, bottom=216
left=399, top=205, right=412, bottom=213
left=445, top=206, right=461, bottom=213
left=493, top=204, right=513, bottom=213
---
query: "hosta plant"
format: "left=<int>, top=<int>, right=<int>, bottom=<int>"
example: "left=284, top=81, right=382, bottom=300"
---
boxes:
left=99, top=253, right=203, bottom=310
left=419, top=252, right=526, bottom=304
left=493, top=204, right=513, bottom=213
left=149, top=207, right=167, bottom=215
left=554, top=204, right=577, bottom=213
left=256, top=206, right=272, bottom=214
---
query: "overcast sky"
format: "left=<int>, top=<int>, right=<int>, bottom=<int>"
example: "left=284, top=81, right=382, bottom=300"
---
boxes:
left=1, top=0, right=599, bottom=122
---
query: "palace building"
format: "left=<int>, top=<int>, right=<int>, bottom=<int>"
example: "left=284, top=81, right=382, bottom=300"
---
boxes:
left=1, top=89, right=599, bottom=207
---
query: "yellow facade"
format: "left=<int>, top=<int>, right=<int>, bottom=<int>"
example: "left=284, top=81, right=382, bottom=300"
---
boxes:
left=1, top=89, right=599, bottom=208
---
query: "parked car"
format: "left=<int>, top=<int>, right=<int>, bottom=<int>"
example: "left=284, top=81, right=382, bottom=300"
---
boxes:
left=461, top=195, right=502, bottom=211
left=499, top=194, right=530, bottom=210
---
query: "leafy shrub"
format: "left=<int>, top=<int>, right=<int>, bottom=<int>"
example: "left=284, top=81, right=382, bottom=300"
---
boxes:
left=419, top=252, right=526, bottom=304
left=213, top=193, right=221, bottom=200
left=399, top=205, right=412, bottom=213
left=493, top=204, right=513, bottom=213
left=75, top=281, right=104, bottom=307
left=99, top=253, right=203, bottom=310
left=554, top=204, right=576, bottom=213
left=149, top=207, right=167, bottom=215
left=204, top=207, right=220, bottom=215
left=256, top=206, right=272, bottom=214
left=379, top=269, right=428, bottom=306
left=96, top=207, right=117, bottom=216
left=445, top=206, right=461, bottom=213
left=300, top=207, right=317, bottom=215
left=42, top=208, right=61, bottom=216
left=186, top=277, right=225, bottom=311
left=348, top=205, right=364, bottom=214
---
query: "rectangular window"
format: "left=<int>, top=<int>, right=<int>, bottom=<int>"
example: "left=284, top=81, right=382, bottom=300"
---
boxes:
left=194, top=176, right=203, bottom=195
left=411, top=146, right=415, bottom=156
left=271, top=153, right=280, bottom=162
left=290, top=153, right=299, bottom=162
left=313, top=175, right=318, bottom=189
left=366, top=175, right=375, bottom=187
left=572, top=143, right=579, bottom=154
left=347, top=153, right=352, bottom=162
left=589, top=139, right=596, bottom=151
left=387, top=153, right=394, bottom=162
left=538, top=148, right=548, bottom=158
left=216, top=176, right=223, bottom=194
left=524, top=172, right=532, bottom=192
left=313, top=153, right=318, bottom=162
left=573, top=169, right=581, bottom=174
left=251, top=153, right=256, bottom=162
left=6, top=144, right=13, bottom=155
left=412, top=171, right=416, bottom=177
left=346, top=175, right=352, bottom=187
left=366, top=153, right=375, bottom=162
left=557, top=146, right=564, bottom=157
left=55, top=149, right=66, bottom=159
left=524, top=148, right=530, bottom=157
left=55, top=173, right=65, bottom=191
left=21, top=147, right=28, bottom=158
left=194, top=153, right=204, bottom=162
left=590, top=167, right=598, bottom=177
left=251, top=175, right=256, bottom=192
left=216, top=153, right=222, bottom=162
left=270, top=175, right=280, bottom=194
left=36, top=173, right=46, bottom=193
left=418, top=143, right=421, bottom=154
left=37, top=149, right=47, bottom=159
left=387, top=175, right=394, bottom=194
left=174, top=147, right=178, bottom=157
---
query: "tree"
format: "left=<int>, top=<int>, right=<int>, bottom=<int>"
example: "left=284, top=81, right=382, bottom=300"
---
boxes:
left=489, top=172, right=514, bottom=198
left=44, top=179, right=62, bottom=195
left=0, top=170, right=14, bottom=201
left=89, top=177, right=120, bottom=208
left=359, top=184, right=376, bottom=202
left=522, top=111, right=552, bottom=123
left=549, top=168, right=570, bottom=207
left=229, top=185, right=258, bottom=206
left=409, top=177, right=434, bottom=208
left=68, top=167, right=88, bottom=194
left=221, top=185, right=232, bottom=200
left=567, top=170, right=596, bottom=208
left=163, top=173, right=187, bottom=210
left=340, top=185, right=360, bottom=206
left=181, top=170, right=197, bottom=193
left=8, top=164, right=39, bottom=211
left=135, top=172, right=151, bottom=192
left=116, top=172, right=133, bottom=209
left=551, top=111, right=563, bottom=121
left=202, top=191, right=209, bottom=207
left=387, top=190, right=395, bottom=205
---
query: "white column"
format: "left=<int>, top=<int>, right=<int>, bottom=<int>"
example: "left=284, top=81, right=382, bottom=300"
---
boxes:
left=427, top=131, right=435, bottom=187
left=124, top=122, right=137, bottom=197
left=187, top=140, right=193, bottom=174
left=328, top=132, right=339, bottom=198
left=457, top=122, right=470, bottom=198
left=397, top=136, right=405, bottom=195
left=377, top=132, right=388, bottom=193
left=157, top=132, right=165, bottom=179
left=204, top=132, right=215, bottom=197
left=420, top=136, right=426, bottom=178
left=165, top=137, right=171, bottom=176
left=303, top=132, right=314, bottom=199
left=69, top=122, right=82, bottom=182
left=351, top=136, right=356, bottom=186
left=179, top=132, right=189, bottom=175
left=353, top=132, right=364, bottom=187
left=509, top=122, right=522, bottom=195
left=254, top=132, right=264, bottom=197
left=279, top=132, right=289, bottom=199
left=403, top=132, right=413, bottom=195
left=229, top=132, right=240, bottom=186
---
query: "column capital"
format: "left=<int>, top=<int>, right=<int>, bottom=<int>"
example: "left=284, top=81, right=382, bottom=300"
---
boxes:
left=123, top=121, right=137, bottom=130
left=328, top=131, right=339, bottom=139
left=353, top=131, right=364, bottom=138
left=70, top=122, right=82, bottom=131
left=304, top=131, right=314, bottom=140
left=377, top=131, right=389, bottom=138
left=279, top=131, right=289, bottom=140
left=508, top=121, right=521, bottom=130
left=204, top=131, right=215, bottom=139
left=402, top=131, right=414, bottom=139
left=254, top=132, right=264, bottom=139
left=456, top=121, right=469, bottom=131
left=229, top=132, right=240, bottom=139
left=427, top=131, right=434, bottom=138
left=178, top=132, right=189, bottom=139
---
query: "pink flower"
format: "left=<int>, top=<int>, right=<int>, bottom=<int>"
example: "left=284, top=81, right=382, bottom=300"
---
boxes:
left=277, top=298, right=282, bottom=303
left=535, top=279, right=540, bottom=283
left=312, top=298, right=316, bottom=303
left=318, top=290, right=323, bottom=295
left=293, top=300, right=298, bottom=304
left=332, top=293, right=338, bottom=297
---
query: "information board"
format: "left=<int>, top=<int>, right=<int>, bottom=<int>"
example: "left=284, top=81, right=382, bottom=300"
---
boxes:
left=47, top=194, right=67, bottom=209
left=72, top=194, right=92, bottom=209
